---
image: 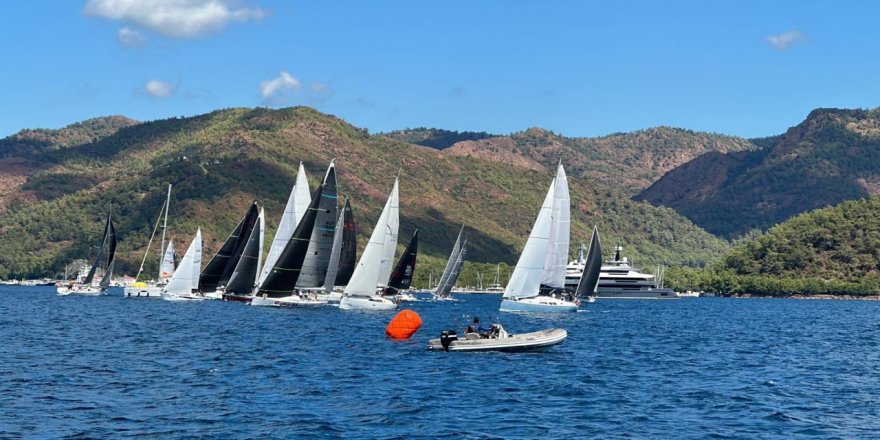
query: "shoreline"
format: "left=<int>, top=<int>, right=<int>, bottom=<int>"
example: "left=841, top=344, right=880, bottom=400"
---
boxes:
left=724, top=293, right=880, bottom=301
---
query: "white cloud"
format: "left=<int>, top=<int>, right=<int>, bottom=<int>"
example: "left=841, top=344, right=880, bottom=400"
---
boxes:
left=144, top=80, right=176, bottom=97
left=260, top=71, right=301, bottom=101
left=766, top=30, right=806, bottom=50
left=84, top=0, right=267, bottom=39
left=117, top=26, right=145, bottom=47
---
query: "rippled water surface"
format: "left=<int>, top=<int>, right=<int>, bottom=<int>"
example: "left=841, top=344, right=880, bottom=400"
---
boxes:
left=2, top=287, right=880, bottom=438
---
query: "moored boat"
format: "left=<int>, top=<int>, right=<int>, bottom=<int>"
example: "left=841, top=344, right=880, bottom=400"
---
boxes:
left=427, top=325, right=567, bottom=352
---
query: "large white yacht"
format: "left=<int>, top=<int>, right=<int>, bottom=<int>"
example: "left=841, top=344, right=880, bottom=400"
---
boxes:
left=565, top=244, right=679, bottom=299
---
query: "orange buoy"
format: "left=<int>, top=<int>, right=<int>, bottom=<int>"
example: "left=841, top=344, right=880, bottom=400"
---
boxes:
left=385, top=309, right=422, bottom=339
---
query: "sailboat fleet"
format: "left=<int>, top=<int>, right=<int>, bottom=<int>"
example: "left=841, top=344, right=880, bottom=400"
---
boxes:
left=54, top=159, right=621, bottom=315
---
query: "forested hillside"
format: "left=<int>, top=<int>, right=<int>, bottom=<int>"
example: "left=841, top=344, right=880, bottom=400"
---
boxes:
left=0, top=107, right=728, bottom=279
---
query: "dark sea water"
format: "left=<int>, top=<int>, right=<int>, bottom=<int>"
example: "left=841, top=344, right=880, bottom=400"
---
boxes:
left=2, top=287, right=880, bottom=439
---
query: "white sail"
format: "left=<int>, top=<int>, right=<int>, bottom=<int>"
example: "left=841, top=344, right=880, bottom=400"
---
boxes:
left=257, top=163, right=310, bottom=286
left=377, top=178, right=400, bottom=286
left=165, top=229, right=201, bottom=295
left=159, top=240, right=175, bottom=280
left=504, top=179, right=556, bottom=299
left=542, top=162, right=570, bottom=288
left=293, top=162, right=311, bottom=226
left=344, top=178, right=397, bottom=297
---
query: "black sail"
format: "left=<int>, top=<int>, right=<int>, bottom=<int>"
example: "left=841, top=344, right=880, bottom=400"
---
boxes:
left=387, top=230, right=419, bottom=291
left=575, top=226, right=603, bottom=298
left=334, top=199, right=357, bottom=286
left=199, top=202, right=259, bottom=293
left=83, top=211, right=111, bottom=286
left=225, top=210, right=263, bottom=294
left=256, top=184, right=324, bottom=298
left=296, top=165, right=338, bottom=287
left=99, top=217, right=117, bottom=288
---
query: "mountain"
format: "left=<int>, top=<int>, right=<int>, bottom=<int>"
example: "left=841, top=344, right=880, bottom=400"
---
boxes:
left=0, top=107, right=728, bottom=279
left=440, top=126, right=757, bottom=195
left=637, top=108, right=880, bottom=238
left=0, top=115, right=138, bottom=157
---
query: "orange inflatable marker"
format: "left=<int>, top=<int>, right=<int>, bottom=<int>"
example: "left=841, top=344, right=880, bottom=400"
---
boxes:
left=385, top=309, right=422, bottom=339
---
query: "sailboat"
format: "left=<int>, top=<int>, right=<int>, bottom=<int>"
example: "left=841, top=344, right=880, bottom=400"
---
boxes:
left=199, top=201, right=261, bottom=299
left=220, top=208, right=265, bottom=302
left=433, top=226, right=466, bottom=301
left=384, top=230, right=419, bottom=302
left=295, top=161, right=338, bottom=291
left=251, top=182, right=328, bottom=307
left=484, top=264, right=505, bottom=294
left=499, top=162, right=579, bottom=312
left=57, top=209, right=117, bottom=296
left=339, top=177, right=400, bottom=311
left=575, top=226, right=603, bottom=303
left=161, top=229, right=204, bottom=301
left=125, top=184, right=174, bottom=298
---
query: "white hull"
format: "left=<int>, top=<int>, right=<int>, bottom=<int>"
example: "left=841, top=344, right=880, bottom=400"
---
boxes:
left=394, top=292, right=417, bottom=302
left=123, top=285, right=163, bottom=298
left=161, top=292, right=205, bottom=301
left=339, top=295, right=397, bottom=311
left=56, top=286, right=105, bottom=296
left=499, top=296, right=578, bottom=313
left=202, top=291, right=223, bottom=300
left=428, top=328, right=567, bottom=352
left=432, top=294, right=456, bottom=302
left=251, top=294, right=327, bottom=308
left=317, top=291, right=343, bottom=303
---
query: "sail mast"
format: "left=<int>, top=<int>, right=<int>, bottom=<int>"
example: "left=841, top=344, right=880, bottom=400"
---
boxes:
left=159, top=184, right=171, bottom=279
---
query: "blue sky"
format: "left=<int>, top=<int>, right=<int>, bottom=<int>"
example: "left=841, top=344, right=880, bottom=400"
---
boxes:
left=1, top=1, right=878, bottom=139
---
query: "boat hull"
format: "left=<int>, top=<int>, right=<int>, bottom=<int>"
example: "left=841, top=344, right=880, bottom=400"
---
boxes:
left=499, top=296, right=578, bottom=313
left=161, top=292, right=205, bottom=301
left=595, top=288, right=680, bottom=299
left=428, top=328, right=567, bottom=352
left=56, top=286, right=105, bottom=296
left=339, top=295, right=397, bottom=311
left=250, top=295, right=327, bottom=308
left=317, top=291, right=343, bottom=303
left=123, top=286, right=163, bottom=298
left=222, top=293, right=254, bottom=303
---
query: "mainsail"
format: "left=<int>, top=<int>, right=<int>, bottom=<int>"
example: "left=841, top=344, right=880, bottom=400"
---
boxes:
left=225, top=208, right=265, bottom=294
left=542, top=162, right=570, bottom=289
left=344, top=178, right=398, bottom=298
left=99, top=216, right=117, bottom=288
left=323, top=197, right=349, bottom=292
left=199, top=202, right=260, bottom=293
left=296, top=162, right=338, bottom=287
left=575, top=226, right=603, bottom=298
left=503, top=177, right=556, bottom=299
left=257, top=163, right=311, bottom=287
left=377, top=179, right=400, bottom=287
left=256, top=184, right=325, bottom=298
left=387, top=230, right=419, bottom=292
left=334, top=199, right=357, bottom=286
left=83, top=211, right=113, bottom=286
left=434, top=226, right=465, bottom=298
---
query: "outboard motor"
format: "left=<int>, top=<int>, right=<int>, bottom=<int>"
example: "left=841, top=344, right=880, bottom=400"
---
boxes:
left=439, top=330, right=458, bottom=352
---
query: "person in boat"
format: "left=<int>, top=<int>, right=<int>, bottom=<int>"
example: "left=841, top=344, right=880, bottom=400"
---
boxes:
left=467, top=316, right=490, bottom=337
